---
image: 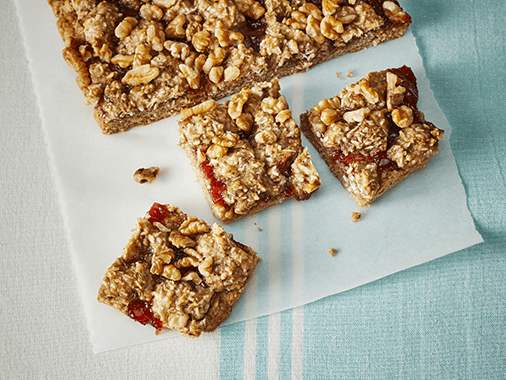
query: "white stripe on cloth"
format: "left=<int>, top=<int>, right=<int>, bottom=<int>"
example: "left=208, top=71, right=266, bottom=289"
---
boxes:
left=267, top=206, right=282, bottom=379
left=243, top=319, right=257, bottom=380
left=267, top=313, right=281, bottom=380
left=291, top=202, right=304, bottom=379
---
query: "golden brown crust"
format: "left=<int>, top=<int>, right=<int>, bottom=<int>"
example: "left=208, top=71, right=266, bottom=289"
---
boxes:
left=97, top=203, right=259, bottom=336
left=179, top=80, right=320, bottom=222
left=48, top=0, right=411, bottom=133
left=300, top=66, right=444, bottom=206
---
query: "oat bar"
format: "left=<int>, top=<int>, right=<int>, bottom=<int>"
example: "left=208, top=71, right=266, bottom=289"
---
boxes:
left=300, top=66, right=444, bottom=206
left=97, top=203, right=259, bottom=336
left=179, top=79, right=320, bottom=222
left=49, top=0, right=411, bottom=133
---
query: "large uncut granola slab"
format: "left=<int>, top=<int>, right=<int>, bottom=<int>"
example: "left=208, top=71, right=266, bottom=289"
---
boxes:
left=179, top=79, right=320, bottom=222
left=97, top=203, right=259, bottom=336
left=300, top=66, right=444, bottom=206
left=49, top=0, right=411, bottom=133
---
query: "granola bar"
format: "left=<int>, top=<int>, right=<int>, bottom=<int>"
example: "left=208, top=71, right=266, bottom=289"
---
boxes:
left=49, top=0, right=411, bottom=133
left=97, top=202, right=259, bottom=336
left=179, top=79, right=320, bottom=222
left=300, top=66, right=444, bottom=206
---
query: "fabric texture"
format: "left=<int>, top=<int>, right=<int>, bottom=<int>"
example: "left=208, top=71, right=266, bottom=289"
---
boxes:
left=1, top=0, right=505, bottom=378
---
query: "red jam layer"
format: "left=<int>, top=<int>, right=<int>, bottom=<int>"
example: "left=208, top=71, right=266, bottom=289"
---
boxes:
left=127, top=299, right=163, bottom=329
left=200, top=161, right=226, bottom=207
left=148, top=202, right=169, bottom=224
left=333, top=150, right=398, bottom=171
left=390, top=66, right=418, bottom=108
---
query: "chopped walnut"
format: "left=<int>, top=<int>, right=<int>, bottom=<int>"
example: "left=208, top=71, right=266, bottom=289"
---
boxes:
left=133, top=167, right=160, bottom=184
left=351, top=211, right=361, bottom=222
left=328, top=248, right=338, bottom=256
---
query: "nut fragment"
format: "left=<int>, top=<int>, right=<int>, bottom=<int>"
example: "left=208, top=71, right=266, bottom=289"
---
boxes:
left=114, top=17, right=137, bottom=39
left=162, top=264, right=181, bottom=281
left=169, top=231, right=196, bottom=248
left=179, top=64, right=200, bottom=89
left=391, top=105, right=414, bottom=128
left=192, top=31, right=212, bottom=53
left=111, top=54, right=134, bottom=68
left=122, top=64, right=160, bottom=86
left=133, top=167, right=160, bottom=184
left=343, top=107, right=369, bottom=123
left=320, top=16, right=344, bottom=40
left=208, top=66, right=224, bottom=84
left=198, top=257, right=213, bottom=277
left=179, top=217, right=210, bottom=235
left=206, top=144, right=228, bottom=159
left=180, top=99, right=217, bottom=120
left=322, top=0, right=340, bottom=16
left=382, top=1, right=410, bottom=24
left=328, top=248, right=338, bottom=257
left=224, top=66, right=240, bottom=82
left=320, top=108, right=339, bottom=126
left=351, top=211, right=361, bottom=222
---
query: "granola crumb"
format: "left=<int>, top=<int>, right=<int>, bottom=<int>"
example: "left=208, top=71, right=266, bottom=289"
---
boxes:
left=336, top=71, right=341, bottom=78
left=351, top=211, right=361, bottom=222
left=328, top=248, right=338, bottom=257
left=133, top=167, right=160, bottom=184
left=254, top=222, right=263, bottom=232
left=346, top=70, right=354, bottom=78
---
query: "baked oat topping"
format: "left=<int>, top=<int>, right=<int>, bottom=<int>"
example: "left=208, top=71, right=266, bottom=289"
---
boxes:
left=179, top=79, right=321, bottom=222
left=301, top=66, right=444, bottom=205
left=49, top=0, right=411, bottom=133
left=133, top=166, right=160, bottom=183
left=97, top=203, right=259, bottom=336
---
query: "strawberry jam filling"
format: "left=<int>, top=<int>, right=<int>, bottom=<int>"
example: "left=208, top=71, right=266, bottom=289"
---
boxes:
left=148, top=202, right=169, bottom=224
left=127, top=299, right=163, bottom=329
left=334, top=150, right=398, bottom=171
left=389, top=66, right=418, bottom=108
left=200, top=161, right=226, bottom=207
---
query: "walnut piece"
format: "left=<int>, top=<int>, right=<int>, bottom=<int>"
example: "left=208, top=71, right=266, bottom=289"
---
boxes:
left=133, top=167, right=160, bottom=184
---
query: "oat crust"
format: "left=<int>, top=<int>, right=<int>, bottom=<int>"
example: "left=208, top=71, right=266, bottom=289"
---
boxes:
left=48, top=0, right=411, bottom=133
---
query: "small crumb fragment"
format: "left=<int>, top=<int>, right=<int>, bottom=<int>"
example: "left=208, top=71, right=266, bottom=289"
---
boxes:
left=336, top=71, right=341, bottom=78
left=346, top=70, right=354, bottom=78
left=254, top=222, right=263, bottom=232
left=133, top=166, right=160, bottom=184
left=351, top=211, right=361, bottom=222
left=328, top=248, right=338, bottom=257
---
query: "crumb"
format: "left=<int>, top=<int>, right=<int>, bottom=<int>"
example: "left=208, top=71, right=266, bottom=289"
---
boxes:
left=328, top=248, right=338, bottom=257
left=346, top=70, right=354, bottom=78
left=254, top=222, right=263, bottom=232
left=336, top=71, right=341, bottom=78
left=133, top=166, right=160, bottom=184
left=351, top=211, right=361, bottom=222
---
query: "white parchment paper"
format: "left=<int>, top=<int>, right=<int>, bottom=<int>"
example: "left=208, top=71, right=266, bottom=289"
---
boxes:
left=16, top=0, right=482, bottom=353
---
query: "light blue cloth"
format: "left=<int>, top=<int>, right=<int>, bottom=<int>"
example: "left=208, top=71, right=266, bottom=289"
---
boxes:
left=219, top=1, right=506, bottom=378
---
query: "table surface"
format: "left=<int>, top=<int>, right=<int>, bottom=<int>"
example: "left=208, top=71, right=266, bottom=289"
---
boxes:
left=1, top=0, right=505, bottom=378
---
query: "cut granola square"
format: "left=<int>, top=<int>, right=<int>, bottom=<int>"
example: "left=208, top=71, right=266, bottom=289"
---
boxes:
left=179, top=79, right=321, bottom=222
left=48, top=0, right=410, bottom=133
left=97, top=203, right=259, bottom=336
left=300, top=66, right=444, bottom=206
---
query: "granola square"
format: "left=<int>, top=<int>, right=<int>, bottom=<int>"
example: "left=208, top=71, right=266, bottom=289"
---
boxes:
left=48, top=0, right=410, bottom=133
left=179, top=79, right=321, bottom=222
left=97, top=203, right=259, bottom=336
left=300, top=66, right=444, bottom=206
